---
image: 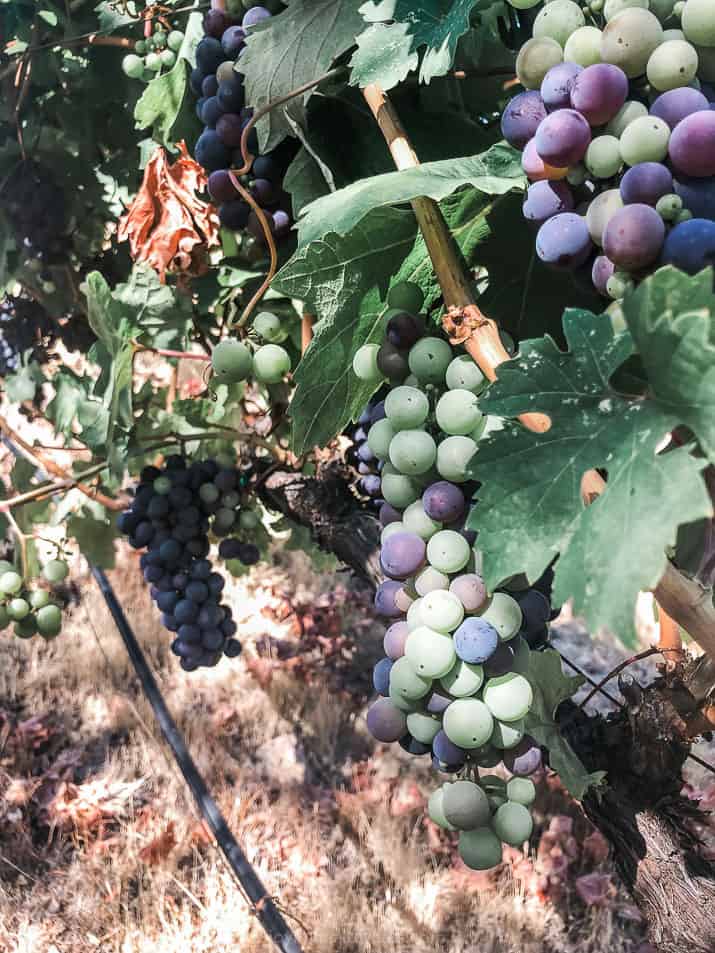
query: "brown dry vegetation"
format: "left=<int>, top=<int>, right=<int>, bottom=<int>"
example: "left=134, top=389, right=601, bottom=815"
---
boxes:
left=0, top=543, right=676, bottom=953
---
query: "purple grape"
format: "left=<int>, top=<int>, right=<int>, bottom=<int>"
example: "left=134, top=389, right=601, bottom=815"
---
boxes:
left=379, top=502, right=402, bottom=527
left=386, top=312, right=423, bottom=349
left=201, top=96, right=226, bottom=128
left=252, top=154, right=279, bottom=181
left=384, top=620, right=409, bottom=659
left=243, top=6, right=271, bottom=27
left=202, top=75, right=219, bottom=98
left=534, top=109, right=591, bottom=168
left=196, top=37, right=225, bottom=75
left=361, top=475, right=382, bottom=497
left=483, top=642, right=514, bottom=677
left=369, top=400, right=387, bottom=424
left=540, top=62, right=583, bottom=111
left=650, top=88, right=710, bottom=131
left=426, top=691, right=452, bottom=715
left=250, top=177, right=276, bottom=205
left=674, top=176, right=715, bottom=220
left=366, top=698, right=406, bottom=743
left=536, top=212, right=593, bottom=270
left=272, top=210, right=291, bottom=239
left=400, top=734, right=432, bottom=756
left=380, top=532, right=426, bottom=580
left=216, top=113, right=244, bottom=148
left=208, top=169, right=239, bottom=203
left=432, top=730, right=467, bottom=766
left=503, top=736, right=542, bottom=776
left=203, top=9, right=229, bottom=37
left=373, top=658, right=393, bottom=696
left=422, top=481, right=465, bottom=523
left=661, top=219, right=715, bottom=274
left=357, top=442, right=375, bottom=464
left=591, top=255, right=615, bottom=296
left=374, top=580, right=404, bottom=618
left=195, top=130, right=231, bottom=173
left=218, top=200, right=250, bottom=230
left=432, top=755, right=461, bottom=774
left=603, top=204, right=665, bottom=271
left=523, top=180, right=574, bottom=226
left=222, top=25, right=246, bottom=58
left=570, top=64, right=628, bottom=126
left=619, top=162, right=673, bottom=206
left=515, top=589, right=551, bottom=633
left=453, top=617, right=499, bottom=664
left=500, top=90, right=548, bottom=150
left=669, top=111, right=715, bottom=178
left=217, top=77, right=245, bottom=113
left=190, top=69, right=205, bottom=96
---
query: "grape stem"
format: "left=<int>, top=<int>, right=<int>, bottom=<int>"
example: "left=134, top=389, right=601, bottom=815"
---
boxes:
left=132, top=342, right=211, bottom=361
left=0, top=505, right=30, bottom=581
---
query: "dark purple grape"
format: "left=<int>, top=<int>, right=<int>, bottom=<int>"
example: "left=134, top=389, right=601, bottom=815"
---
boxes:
left=669, top=111, right=715, bottom=178
left=619, top=162, right=673, bottom=207
left=202, top=75, right=219, bottom=98
left=483, top=642, right=514, bottom=677
left=534, top=109, right=591, bottom=168
left=503, top=736, right=542, bottom=776
left=501, top=90, right=548, bottom=149
left=357, top=442, right=375, bottom=464
left=515, top=589, right=551, bottom=633
left=366, top=698, right=406, bottom=743
left=252, top=154, right=279, bottom=181
left=422, top=482, right=465, bottom=523
left=426, top=691, right=452, bottom=715
left=175, top=599, right=199, bottom=625
left=216, top=113, right=243, bottom=148
left=674, top=176, right=715, bottom=220
left=196, top=37, right=225, bottom=75
left=432, top=729, right=466, bottom=766
left=374, top=580, right=405, bottom=618
left=386, top=312, right=423, bottom=349
left=369, top=400, right=386, bottom=424
left=222, top=25, right=246, bottom=58
left=399, top=734, right=431, bottom=756
left=250, top=178, right=276, bottom=205
left=650, top=87, right=709, bottom=131
left=380, top=532, right=426, bottom=580
left=217, top=77, right=245, bottom=113
left=570, top=63, right=628, bottom=126
left=432, top=755, right=461, bottom=774
left=453, top=617, right=499, bottom=664
left=661, top=218, right=715, bottom=274
left=162, top=614, right=179, bottom=632
left=379, top=502, right=402, bottom=527
left=361, top=475, right=382, bottom=497
left=179, top=623, right=201, bottom=644
left=591, top=255, right=615, bottom=296
left=190, top=68, right=205, bottom=95
left=540, top=62, right=582, bottom=111
left=225, top=638, right=242, bottom=658
left=603, top=204, right=665, bottom=271
left=202, top=629, right=225, bottom=651
left=373, top=658, right=393, bottom=695
left=195, top=130, right=231, bottom=172
left=523, top=180, right=574, bottom=227
left=157, top=591, right=180, bottom=613
left=219, top=200, right=251, bottom=230
left=203, top=9, right=229, bottom=37
left=376, top=341, right=409, bottom=382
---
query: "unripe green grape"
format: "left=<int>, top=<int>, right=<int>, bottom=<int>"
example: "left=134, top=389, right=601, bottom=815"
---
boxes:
left=239, top=509, right=260, bottom=530
left=145, top=52, right=162, bottom=71
left=490, top=717, right=525, bottom=749
left=646, top=39, right=699, bottom=89
left=388, top=430, right=436, bottom=476
left=212, top=339, right=253, bottom=383
left=492, top=801, right=533, bottom=846
left=168, top=30, right=185, bottom=51
left=600, top=9, right=664, bottom=77
left=458, top=828, right=503, bottom=870
left=160, top=49, right=176, bottom=68
left=384, top=386, right=429, bottom=430
left=420, top=589, right=465, bottom=633
left=15, top=616, right=37, bottom=639
left=441, top=658, right=484, bottom=697
left=387, top=280, right=424, bottom=313
left=367, top=419, right=395, bottom=459
left=135, top=40, right=147, bottom=55
left=381, top=466, right=422, bottom=508
left=605, top=99, right=649, bottom=136
left=389, top=655, right=433, bottom=700
left=656, top=193, right=683, bottom=220
left=435, top=389, right=483, bottom=436
left=352, top=343, right=382, bottom=382
left=389, top=683, right=424, bottom=712
left=406, top=710, right=442, bottom=744
left=403, top=500, right=442, bottom=540
left=481, top=592, right=523, bottom=641
left=445, top=354, right=487, bottom=394
left=442, top=780, right=491, bottom=830
left=533, top=0, right=586, bottom=47
left=407, top=597, right=424, bottom=630
left=0, top=560, right=14, bottom=576
left=254, top=311, right=287, bottom=343
left=585, top=136, right=623, bottom=178
left=662, top=28, right=686, bottom=40
left=407, top=337, right=453, bottom=385
left=587, top=189, right=624, bottom=245
left=0, top=570, right=23, bottom=594
left=436, top=434, right=478, bottom=483
left=673, top=0, right=685, bottom=15
left=566, top=164, right=588, bottom=187
left=415, top=566, right=450, bottom=596
left=607, top=273, right=634, bottom=298
left=507, top=777, right=537, bottom=806
left=516, top=37, right=564, bottom=89
left=620, top=115, right=670, bottom=164
left=483, top=672, right=534, bottom=722
left=604, top=0, right=648, bottom=20
left=590, top=0, right=604, bottom=10
left=37, top=604, right=62, bottom=638
left=253, top=344, right=291, bottom=383
left=8, top=598, right=30, bottom=621
left=427, top=530, right=471, bottom=574
left=443, top=697, right=494, bottom=748
left=405, top=626, right=456, bottom=678
left=428, top=787, right=456, bottom=830
left=29, top=589, right=50, bottom=609
left=122, top=53, right=145, bottom=79
left=506, top=0, right=542, bottom=7
left=682, top=0, right=715, bottom=46
left=564, top=25, right=604, bottom=66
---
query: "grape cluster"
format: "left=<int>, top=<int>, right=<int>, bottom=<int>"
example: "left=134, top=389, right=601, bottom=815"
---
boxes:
left=122, top=27, right=185, bottom=82
left=190, top=7, right=293, bottom=241
left=501, top=0, right=715, bottom=296
left=0, top=558, right=67, bottom=640
left=346, top=390, right=389, bottom=505
left=210, top=324, right=292, bottom=386
left=3, top=161, right=68, bottom=262
left=118, top=456, right=262, bottom=671
left=357, top=282, right=556, bottom=869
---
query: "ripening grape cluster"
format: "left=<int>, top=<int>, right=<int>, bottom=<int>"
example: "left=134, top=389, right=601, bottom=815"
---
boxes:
left=346, top=391, right=388, bottom=504
left=3, top=161, right=68, bottom=263
left=501, top=0, right=715, bottom=297
left=0, top=557, right=67, bottom=640
left=210, top=319, right=292, bottom=386
left=118, top=456, right=263, bottom=671
left=189, top=6, right=293, bottom=241
left=121, top=26, right=185, bottom=82
left=355, top=281, right=555, bottom=869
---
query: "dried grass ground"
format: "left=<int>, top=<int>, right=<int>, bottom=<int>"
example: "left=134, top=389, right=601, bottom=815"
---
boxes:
left=0, top=544, right=668, bottom=953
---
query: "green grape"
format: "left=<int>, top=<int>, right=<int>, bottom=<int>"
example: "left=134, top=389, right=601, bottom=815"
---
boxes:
left=253, top=344, right=291, bottom=383
left=420, top=589, right=465, bottom=633
left=492, top=802, right=533, bottom=846
left=389, top=655, right=433, bottom=700
left=154, top=475, right=172, bottom=495
left=442, top=780, right=491, bottom=830
left=490, top=717, right=525, bottom=749
left=480, top=774, right=507, bottom=798
left=168, top=30, right=185, bottom=51
left=591, top=0, right=605, bottom=10
left=426, top=530, right=471, bottom=574
left=673, top=1, right=686, bottom=15
left=406, top=597, right=424, bottom=630
left=620, top=115, right=670, bottom=164
left=135, top=40, right=147, bottom=55
left=605, top=100, right=649, bottom=136
left=0, top=571, right=24, bottom=594
left=443, top=698, right=494, bottom=748
left=585, top=136, right=623, bottom=178
left=507, top=777, right=537, bottom=806
left=586, top=189, right=624, bottom=245
left=352, top=343, right=382, bottom=382
left=395, top=586, right=414, bottom=613
left=37, top=604, right=62, bottom=638
left=217, top=60, right=238, bottom=84
left=650, top=0, right=676, bottom=20
left=122, top=53, right=145, bottom=79
left=199, top=482, right=220, bottom=504
left=481, top=592, right=523, bottom=641
left=445, top=354, right=487, bottom=394
left=145, top=52, right=162, bottom=71
left=160, top=49, right=176, bottom=68
left=389, top=683, right=424, bottom=712
left=212, top=339, right=253, bottom=383
left=384, top=386, right=429, bottom=430
left=388, top=430, right=437, bottom=476
left=415, top=565, right=450, bottom=596
left=482, top=672, right=534, bottom=722
left=662, top=28, right=686, bottom=40
left=15, top=616, right=37, bottom=639
left=8, top=598, right=30, bottom=621
left=387, top=281, right=424, bottom=313
left=0, top=560, right=14, bottom=576
left=564, top=25, right=603, bottom=66
left=441, top=658, right=484, bottom=697
left=566, top=164, right=588, bottom=187
left=604, top=0, right=648, bottom=19
left=406, top=710, right=442, bottom=744
left=656, top=193, right=683, bottom=220
left=0, top=604, right=8, bottom=629
left=682, top=0, right=715, bottom=46
left=405, top=626, right=457, bottom=678
left=506, top=0, right=542, bottom=7
left=403, top=501, right=442, bottom=540
left=435, top=389, right=483, bottom=436
left=600, top=9, right=664, bottom=76
left=516, top=37, right=564, bottom=88
left=674, top=209, right=693, bottom=223
left=607, top=273, right=634, bottom=298
left=458, top=828, right=503, bottom=870
left=428, top=787, right=456, bottom=830
left=254, top=311, right=288, bottom=343
left=436, top=435, right=478, bottom=483
left=407, top=337, right=453, bottom=385
left=153, top=29, right=167, bottom=45
left=381, top=466, right=422, bottom=508
left=647, top=39, right=699, bottom=89
left=367, top=418, right=396, bottom=459
left=239, top=510, right=261, bottom=530
left=533, top=0, right=586, bottom=47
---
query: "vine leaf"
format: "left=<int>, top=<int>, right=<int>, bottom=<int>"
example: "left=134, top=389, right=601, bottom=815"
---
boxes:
left=468, top=280, right=713, bottom=642
left=524, top=649, right=605, bottom=801
left=350, top=0, right=488, bottom=90
left=66, top=512, right=117, bottom=570
left=296, top=144, right=524, bottom=246
left=239, top=0, right=366, bottom=153
left=115, top=264, right=191, bottom=349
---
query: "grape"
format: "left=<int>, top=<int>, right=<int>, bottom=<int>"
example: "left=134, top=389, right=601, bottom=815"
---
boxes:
left=380, top=531, right=426, bottom=579
left=381, top=467, right=422, bottom=508
left=449, top=573, right=488, bottom=612
left=145, top=52, right=162, bottom=72
left=674, top=175, right=715, bottom=217
left=384, top=620, right=410, bottom=659
left=647, top=39, right=699, bottom=91
left=442, top=780, right=491, bottom=830
left=603, top=203, right=666, bottom=269
left=507, top=777, right=537, bottom=806
left=441, top=658, right=484, bottom=697
left=0, top=560, right=14, bottom=577
left=600, top=9, right=664, bottom=77
left=482, top=672, right=534, bottom=722
left=405, top=626, right=456, bottom=677
left=37, top=604, right=62, bottom=637
left=696, top=44, right=715, bottom=81
left=585, top=135, right=623, bottom=178
left=604, top=0, right=648, bottom=18
left=390, top=656, right=433, bottom=700
left=254, top=311, right=288, bottom=343
left=516, top=589, right=552, bottom=633
left=406, top=711, right=442, bottom=744
left=591, top=255, right=615, bottom=295
left=536, top=212, right=593, bottom=269
left=522, top=138, right=569, bottom=182
left=0, top=571, right=22, bottom=596
left=123, top=54, right=145, bottom=79
left=402, top=501, right=441, bottom=540
left=432, top=730, right=466, bottom=767
left=407, top=337, right=453, bottom=385
left=443, top=698, right=494, bottom=748
left=504, top=736, right=543, bottom=775
left=394, top=585, right=414, bottom=613
left=571, top=64, right=629, bottom=125
left=385, top=386, right=429, bottom=430
left=507, top=0, right=541, bottom=6
left=379, top=502, right=402, bottom=527
left=564, top=26, right=604, bottom=67
left=414, top=566, right=449, bottom=596
left=29, top=590, right=50, bottom=610
left=540, top=62, right=583, bottom=111
left=373, top=658, right=393, bottom=696
left=376, top=341, right=410, bottom=381
left=385, top=282, right=424, bottom=315
left=660, top=218, right=715, bottom=272
left=222, top=24, right=246, bottom=58
left=420, top=589, right=465, bottom=633
left=586, top=188, right=624, bottom=244
left=423, top=481, right=466, bottom=522
left=217, top=78, right=245, bottom=112
left=493, top=802, right=533, bottom=846
left=516, top=37, right=564, bottom=90
left=434, top=389, right=483, bottom=436
left=243, top=6, right=272, bottom=27
left=388, top=429, right=437, bottom=476
left=195, top=130, right=231, bottom=172
left=42, top=560, right=68, bottom=584
left=682, top=0, right=715, bottom=47
left=458, top=828, right=503, bottom=870
left=491, top=717, right=526, bottom=749
left=606, top=102, right=649, bottom=139
left=168, top=30, right=184, bottom=52
left=367, top=698, right=407, bottom=743
left=453, top=616, right=499, bottom=663
left=535, top=109, right=591, bottom=167
left=533, top=1, right=585, bottom=48
left=426, top=530, right=471, bottom=574
left=651, top=88, right=709, bottom=132
left=15, top=616, right=38, bottom=639
left=501, top=91, right=548, bottom=148
left=208, top=170, right=238, bottom=203
left=216, top=114, right=244, bottom=149
left=669, top=110, right=715, bottom=176
left=481, top=593, right=523, bottom=641
left=374, top=579, right=406, bottom=617
left=160, top=50, right=176, bottom=68
left=8, top=598, right=29, bottom=621
left=436, top=434, right=478, bottom=482
left=253, top=344, right=290, bottom=383
left=212, top=339, right=253, bottom=383
left=407, top=598, right=425, bottom=630
left=523, top=180, right=574, bottom=227
left=219, top=200, right=251, bottom=230
left=353, top=343, right=383, bottom=383
left=620, top=161, right=674, bottom=205
left=428, top=787, right=456, bottom=830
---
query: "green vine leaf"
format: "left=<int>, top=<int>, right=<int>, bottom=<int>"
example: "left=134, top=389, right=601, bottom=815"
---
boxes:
left=5, top=355, right=45, bottom=403
left=66, top=512, right=118, bottom=570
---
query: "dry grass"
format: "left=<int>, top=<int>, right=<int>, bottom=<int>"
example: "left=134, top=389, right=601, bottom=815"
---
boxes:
left=0, top=544, right=651, bottom=953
